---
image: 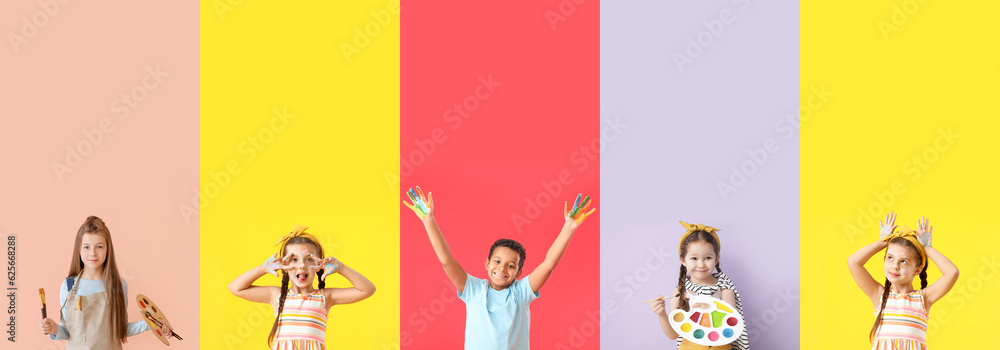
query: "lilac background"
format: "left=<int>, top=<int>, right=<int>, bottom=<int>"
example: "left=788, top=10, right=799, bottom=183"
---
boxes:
left=600, top=0, right=799, bottom=348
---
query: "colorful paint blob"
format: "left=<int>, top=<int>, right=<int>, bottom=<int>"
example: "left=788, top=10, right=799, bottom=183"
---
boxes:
left=690, top=312, right=701, bottom=323
left=693, top=329, right=705, bottom=339
left=714, top=301, right=733, bottom=313
left=727, top=317, right=738, bottom=326
left=723, top=328, right=734, bottom=338
left=708, top=331, right=719, bottom=341
left=699, top=313, right=712, bottom=327
left=711, top=311, right=725, bottom=328
left=681, top=323, right=692, bottom=332
left=673, top=312, right=685, bottom=322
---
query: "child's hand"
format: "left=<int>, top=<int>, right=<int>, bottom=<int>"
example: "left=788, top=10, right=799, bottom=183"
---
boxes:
left=40, top=318, right=57, bottom=335
left=879, top=212, right=898, bottom=241
left=649, top=295, right=668, bottom=316
left=263, top=252, right=293, bottom=277
left=308, top=255, right=341, bottom=280
left=917, top=216, right=933, bottom=247
left=564, top=193, right=596, bottom=227
left=403, top=186, right=434, bottom=220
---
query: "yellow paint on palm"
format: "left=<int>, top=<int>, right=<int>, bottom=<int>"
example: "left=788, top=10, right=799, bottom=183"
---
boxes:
left=802, top=0, right=1000, bottom=347
left=200, top=0, right=399, bottom=348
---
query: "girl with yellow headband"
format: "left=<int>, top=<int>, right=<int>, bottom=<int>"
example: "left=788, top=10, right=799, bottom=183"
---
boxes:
left=649, top=221, right=748, bottom=350
left=848, top=212, right=959, bottom=349
left=228, top=225, right=376, bottom=350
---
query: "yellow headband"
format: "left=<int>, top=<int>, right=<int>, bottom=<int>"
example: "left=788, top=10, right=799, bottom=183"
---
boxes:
left=678, top=221, right=721, bottom=255
left=881, top=225, right=927, bottom=265
left=274, top=224, right=318, bottom=248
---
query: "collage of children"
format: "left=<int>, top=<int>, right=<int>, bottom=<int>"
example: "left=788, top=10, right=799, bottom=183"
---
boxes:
left=3, top=0, right=999, bottom=349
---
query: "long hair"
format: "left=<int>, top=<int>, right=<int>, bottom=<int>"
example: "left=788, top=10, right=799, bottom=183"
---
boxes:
left=67, top=216, right=128, bottom=344
left=267, top=235, right=327, bottom=347
left=676, top=230, right=722, bottom=312
left=869, top=237, right=928, bottom=343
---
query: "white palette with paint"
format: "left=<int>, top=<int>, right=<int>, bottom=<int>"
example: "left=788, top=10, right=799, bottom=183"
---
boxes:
left=668, top=295, right=744, bottom=346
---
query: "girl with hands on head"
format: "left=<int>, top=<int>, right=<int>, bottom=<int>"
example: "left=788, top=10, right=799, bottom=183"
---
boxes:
left=229, top=225, right=375, bottom=350
left=847, top=212, right=959, bottom=349
left=403, top=186, right=596, bottom=350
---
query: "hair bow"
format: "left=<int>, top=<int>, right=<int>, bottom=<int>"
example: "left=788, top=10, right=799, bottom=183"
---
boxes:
left=678, top=221, right=721, bottom=255
left=275, top=224, right=312, bottom=247
left=880, top=225, right=927, bottom=265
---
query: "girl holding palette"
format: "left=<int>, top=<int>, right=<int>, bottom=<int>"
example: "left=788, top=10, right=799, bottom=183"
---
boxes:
left=848, top=213, right=959, bottom=349
left=649, top=221, right=749, bottom=350
left=229, top=225, right=376, bottom=350
left=38, top=216, right=172, bottom=349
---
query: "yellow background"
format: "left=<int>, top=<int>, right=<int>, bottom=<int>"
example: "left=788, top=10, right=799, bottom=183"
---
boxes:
left=200, top=1, right=400, bottom=348
left=802, top=0, right=1000, bottom=347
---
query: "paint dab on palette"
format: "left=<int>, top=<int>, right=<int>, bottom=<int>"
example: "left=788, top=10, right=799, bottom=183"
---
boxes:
left=681, top=323, right=692, bottom=332
left=727, top=317, right=738, bottom=327
left=673, top=312, right=685, bottom=322
left=708, top=331, right=719, bottom=341
left=693, top=329, right=704, bottom=339
left=723, top=328, right=734, bottom=338
left=711, top=311, right=725, bottom=327
left=714, top=301, right=733, bottom=313
left=690, top=312, right=700, bottom=323
left=699, top=314, right=712, bottom=327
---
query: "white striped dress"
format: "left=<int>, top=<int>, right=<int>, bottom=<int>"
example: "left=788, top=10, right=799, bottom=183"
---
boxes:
left=273, top=291, right=328, bottom=350
left=872, top=290, right=927, bottom=350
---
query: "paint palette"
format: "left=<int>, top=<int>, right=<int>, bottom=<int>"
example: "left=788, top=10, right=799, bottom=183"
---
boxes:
left=136, top=294, right=175, bottom=346
left=668, top=296, right=744, bottom=347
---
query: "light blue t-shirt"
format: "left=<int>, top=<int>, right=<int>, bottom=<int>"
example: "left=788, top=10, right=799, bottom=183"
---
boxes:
left=50, top=277, right=149, bottom=340
left=458, top=273, right=539, bottom=349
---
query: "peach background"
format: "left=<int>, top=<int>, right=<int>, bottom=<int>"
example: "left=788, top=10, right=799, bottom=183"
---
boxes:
left=0, top=1, right=199, bottom=349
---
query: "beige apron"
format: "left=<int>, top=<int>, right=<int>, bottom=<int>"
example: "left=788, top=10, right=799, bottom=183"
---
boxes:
left=62, top=276, right=119, bottom=350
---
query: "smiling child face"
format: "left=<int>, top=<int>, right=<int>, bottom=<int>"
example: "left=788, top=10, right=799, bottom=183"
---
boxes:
left=79, top=233, right=108, bottom=272
left=484, top=246, right=521, bottom=290
left=681, top=241, right=717, bottom=283
left=284, top=243, right=320, bottom=289
left=884, top=243, right=922, bottom=289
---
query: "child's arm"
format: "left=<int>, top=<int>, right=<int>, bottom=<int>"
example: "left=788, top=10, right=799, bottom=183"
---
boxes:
left=404, top=187, right=468, bottom=293
left=228, top=253, right=289, bottom=303
left=528, top=194, right=596, bottom=294
left=317, top=258, right=376, bottom=308
left=650, top=287, right=683, bottom=340
left=847, top=240, right=888, bottom=306
left=916, top=217, right=958, bottom=308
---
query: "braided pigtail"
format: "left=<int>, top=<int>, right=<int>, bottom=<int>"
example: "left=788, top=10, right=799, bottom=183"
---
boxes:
left=676, top=265, right=690, bottom=312
left=869, top=279, right=891, bottom=343
left=268, top=272, right=291, bottom=347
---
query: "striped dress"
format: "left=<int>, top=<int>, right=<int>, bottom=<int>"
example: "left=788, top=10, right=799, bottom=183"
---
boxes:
left=872, top=290, right=927, bottom=350
left=273, top=291, right=328, bottom=350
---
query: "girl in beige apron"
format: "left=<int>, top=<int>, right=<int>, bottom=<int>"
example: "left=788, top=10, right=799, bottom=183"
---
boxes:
left=61, top=274, right=118, bottom=350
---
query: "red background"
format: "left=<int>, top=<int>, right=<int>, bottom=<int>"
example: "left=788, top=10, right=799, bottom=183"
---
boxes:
left=400, top=0, right=600, bottom=348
